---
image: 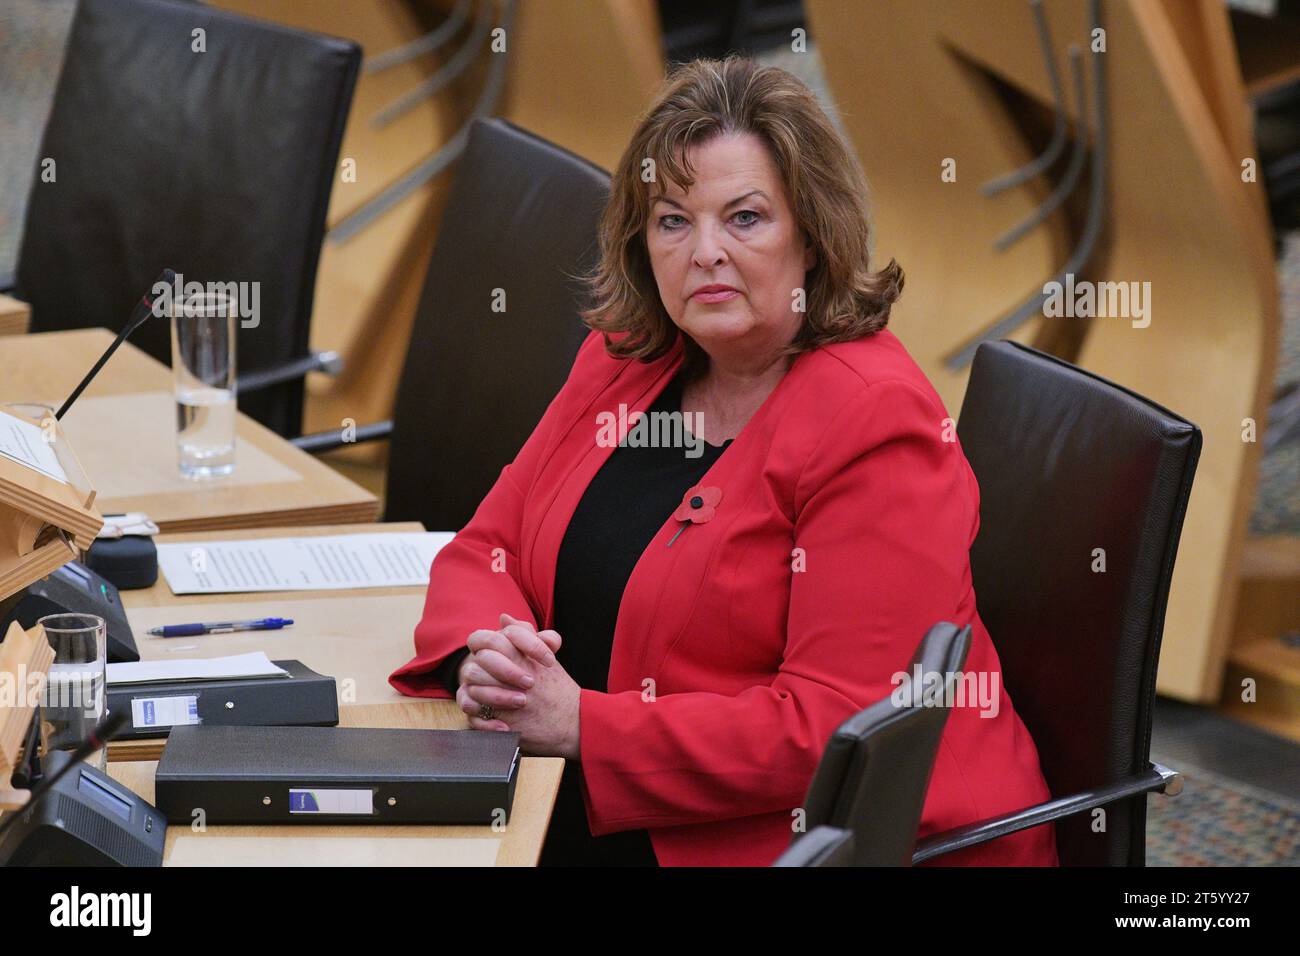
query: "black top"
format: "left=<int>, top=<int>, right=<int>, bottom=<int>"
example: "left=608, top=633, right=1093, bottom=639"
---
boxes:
left=434, top=369, right=731, bottom=865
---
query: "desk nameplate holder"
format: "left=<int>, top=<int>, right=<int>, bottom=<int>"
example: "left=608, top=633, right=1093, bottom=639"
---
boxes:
left=0, top=409, right=105, bottom=812
left=0, top=621, right=54, bottom=812
left=0, top=407, right=103, bottom=602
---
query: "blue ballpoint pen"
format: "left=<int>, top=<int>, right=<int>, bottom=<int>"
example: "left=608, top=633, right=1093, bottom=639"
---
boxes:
left=147, top=617, right=294, bottom=638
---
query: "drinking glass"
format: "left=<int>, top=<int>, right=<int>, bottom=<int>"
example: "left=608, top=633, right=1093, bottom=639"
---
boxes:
left=171, top=291, right=237, bottom=478
left=38, top=613, right=108, bottom=772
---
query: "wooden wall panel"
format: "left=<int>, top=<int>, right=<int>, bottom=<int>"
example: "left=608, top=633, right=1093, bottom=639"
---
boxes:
left=212, top=1, right=666, bottom=479
left=806, top=0, right=1279, bottom=701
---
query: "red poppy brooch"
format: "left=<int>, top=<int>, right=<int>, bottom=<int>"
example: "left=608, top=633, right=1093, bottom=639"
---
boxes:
left=667, top=485, right=722, bottom=547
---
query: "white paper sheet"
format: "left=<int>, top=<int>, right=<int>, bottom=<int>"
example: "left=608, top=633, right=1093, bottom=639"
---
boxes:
left=156, top=531, right=454, bottom=595
left=0, top=408, right=69, bottom=484
left=107, top=651, right=289, bottom=685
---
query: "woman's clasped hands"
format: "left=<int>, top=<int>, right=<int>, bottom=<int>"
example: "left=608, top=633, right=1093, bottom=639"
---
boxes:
left=455, top=612, right=582, bottom=759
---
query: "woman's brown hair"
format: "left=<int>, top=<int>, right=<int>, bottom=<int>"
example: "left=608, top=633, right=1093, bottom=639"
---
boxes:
left=580, top=54, right=903, bottom=379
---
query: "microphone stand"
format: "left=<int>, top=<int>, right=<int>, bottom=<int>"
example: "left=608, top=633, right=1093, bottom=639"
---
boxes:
left=55, top=268, right=176, bottom=420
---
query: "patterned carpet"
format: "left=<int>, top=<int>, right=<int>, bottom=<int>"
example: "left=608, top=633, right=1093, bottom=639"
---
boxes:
left=1146, top=759, right=1300, bottom=866
left=1251, top=229, right=1300, bottom=535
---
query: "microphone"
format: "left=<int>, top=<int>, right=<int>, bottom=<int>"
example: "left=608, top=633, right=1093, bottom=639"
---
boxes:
left=55, top=268, right=176, bottom=421
left=0, top=709, right=129, bottom=838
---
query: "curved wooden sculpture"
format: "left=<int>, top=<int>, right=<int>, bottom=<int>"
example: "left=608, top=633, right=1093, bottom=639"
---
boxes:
left=213, top=0, right=464, bottom=472
left=806, top=0, right=1279, bottom=701
left=212, top=0, right=665, bottom=477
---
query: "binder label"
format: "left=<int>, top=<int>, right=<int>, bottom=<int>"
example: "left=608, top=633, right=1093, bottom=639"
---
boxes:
left=288, top=789, right=375, bottom=815
left=131, top=695, right=200, bottom=728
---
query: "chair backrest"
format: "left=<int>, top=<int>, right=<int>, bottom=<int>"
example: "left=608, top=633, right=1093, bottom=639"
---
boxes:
left=384, top=118, right=610, bottom=531
left=796, top=621, right=972, bottom=866
left=957, top=340, right=1201, bottom=866
left=771, top=825, right=856, bottom=867
left=16, top=0, right=360, bottom=437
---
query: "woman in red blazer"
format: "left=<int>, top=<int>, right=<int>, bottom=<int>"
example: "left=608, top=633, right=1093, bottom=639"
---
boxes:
left=391, top=56, right=1058, bottom=867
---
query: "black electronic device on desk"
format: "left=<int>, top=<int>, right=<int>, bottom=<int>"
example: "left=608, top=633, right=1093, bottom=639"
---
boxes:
left=155, top=725, right=522, bottom=825
left=0, top=560, right=138, bottom=662
left=85, top=512, right=161, bottom=591
left=107, top=659, right=339, bottom=739
left=0, top=749, right=166, bottom=866
left=85, top=535, right=158, bottom=590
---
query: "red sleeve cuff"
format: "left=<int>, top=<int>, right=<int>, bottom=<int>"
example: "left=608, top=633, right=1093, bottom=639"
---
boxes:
left=388, top=658, right=458, bottom=700
left=576, top=687, right=653, bottom=835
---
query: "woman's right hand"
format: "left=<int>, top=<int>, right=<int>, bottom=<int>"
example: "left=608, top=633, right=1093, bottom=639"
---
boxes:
left=456, top=613, right=563, bottom=731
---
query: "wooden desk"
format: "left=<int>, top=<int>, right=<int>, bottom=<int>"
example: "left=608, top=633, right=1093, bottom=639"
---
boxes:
left=0, top=329, right=379, bottom=531
left=0, top=294, right=29, bottom=336
left=109, top=523, right=563, bottom=866
left=113, top=522, right=443, bottom=760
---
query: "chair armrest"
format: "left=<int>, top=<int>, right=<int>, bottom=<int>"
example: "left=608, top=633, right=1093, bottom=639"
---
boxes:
left=772, top=826, right=857, bottom=868
left=291, top=419, right=393, bottom=454
left=237, top=350, right=343, bottom=394
left=911, top=762, right=1182, bottom=864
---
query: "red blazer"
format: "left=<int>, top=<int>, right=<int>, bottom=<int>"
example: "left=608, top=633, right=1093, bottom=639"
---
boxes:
left=391, top=327, right=1058, bottom=867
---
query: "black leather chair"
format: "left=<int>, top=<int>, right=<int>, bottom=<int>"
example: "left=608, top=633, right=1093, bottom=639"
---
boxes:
left=15, top=0, right=360, bottom=437
left=771, top=825, right=856, bottom=868
left=786, top=622, right=972, bottom=867
left=294, top=117, right=610, bottom=532
left=912, top=340, right=1200, bottom=866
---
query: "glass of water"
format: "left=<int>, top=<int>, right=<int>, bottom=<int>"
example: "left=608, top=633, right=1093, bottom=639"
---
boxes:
left=171, top=291, right=237, bottom=478
left=38, top=613, right=107, bottom=772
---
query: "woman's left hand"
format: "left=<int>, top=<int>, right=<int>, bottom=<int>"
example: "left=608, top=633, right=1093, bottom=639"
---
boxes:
left=467, top=616, right=582, bottom=760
